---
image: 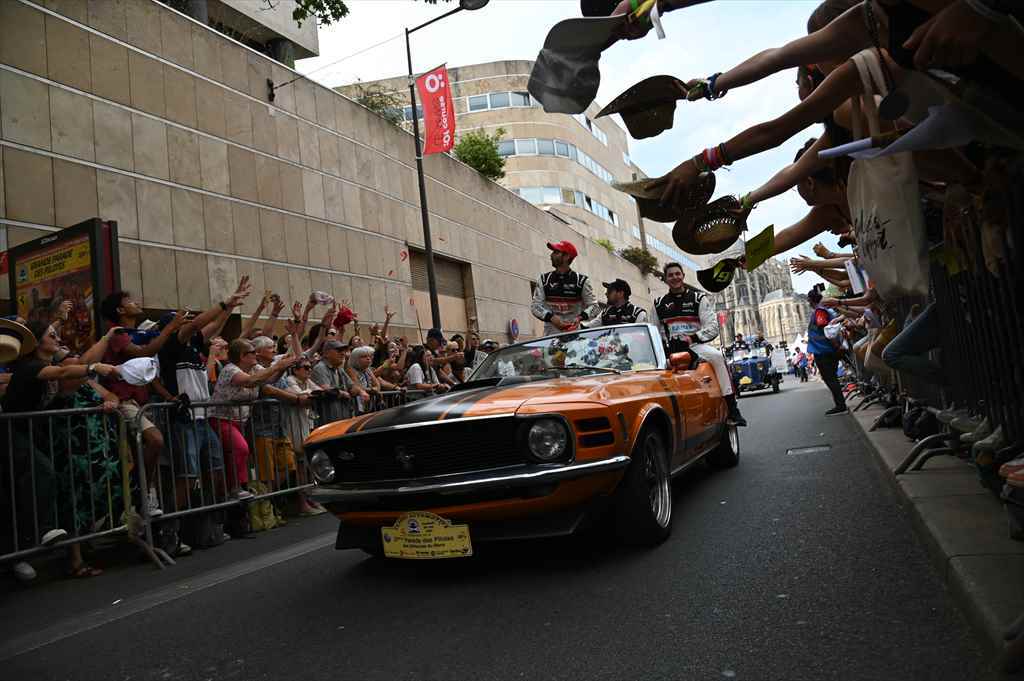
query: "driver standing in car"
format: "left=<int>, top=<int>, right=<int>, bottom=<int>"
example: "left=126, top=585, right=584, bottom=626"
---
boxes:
left=651, top=262, right=746, bottom=427
left=531, top=241, right=599, bottom=336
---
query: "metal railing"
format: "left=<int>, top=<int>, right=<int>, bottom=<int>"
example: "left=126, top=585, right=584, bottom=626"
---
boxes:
left=1, top=388, right=429, bottom=568
left=1, top=406, right=133, bottom=564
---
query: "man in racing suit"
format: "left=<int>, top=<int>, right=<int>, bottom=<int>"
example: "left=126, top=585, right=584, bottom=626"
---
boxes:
left=585, top=278, right=648, bottom=327
left=531, top=240, right=599, bottom=336
left=650, top=262, right=746, bottom=427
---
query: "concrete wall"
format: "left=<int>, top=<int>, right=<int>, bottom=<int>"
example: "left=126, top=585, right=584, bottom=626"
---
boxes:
left=0, top=0, right=665, bottom=343
left=218, top=0, right=319, bottom=59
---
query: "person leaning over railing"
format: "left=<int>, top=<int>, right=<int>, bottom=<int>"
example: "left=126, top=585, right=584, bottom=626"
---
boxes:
left=47, top=346, right=124, bottom=578
left=208, top=339, right=297, bottom=500
left=1, top=319, right=119, bottom=581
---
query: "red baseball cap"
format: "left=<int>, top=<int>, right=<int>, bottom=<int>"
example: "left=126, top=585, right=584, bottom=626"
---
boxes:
left=546, top=240, right=578, bottom=259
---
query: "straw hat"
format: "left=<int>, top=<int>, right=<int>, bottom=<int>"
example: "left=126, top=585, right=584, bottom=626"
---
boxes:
left=612, top=172, right=716, bottom=223
left=0, top=317, right=37, bottom=364
left=673, top=196, right=746, bottom=255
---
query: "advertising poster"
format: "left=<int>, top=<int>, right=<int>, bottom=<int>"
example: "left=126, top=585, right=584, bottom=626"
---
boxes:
left=8, top=219, right=120, bottom=354
left=416, top=64, right=455, bottom=156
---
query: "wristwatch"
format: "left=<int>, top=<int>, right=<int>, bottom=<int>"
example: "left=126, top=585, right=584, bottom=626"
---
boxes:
left=219, top=300, right=229, bottom=311
left=87, top=363, right=99, bottom=380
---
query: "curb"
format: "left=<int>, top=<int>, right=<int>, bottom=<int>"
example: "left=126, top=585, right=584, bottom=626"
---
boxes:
left=848, top=403, right=1024, bottom=672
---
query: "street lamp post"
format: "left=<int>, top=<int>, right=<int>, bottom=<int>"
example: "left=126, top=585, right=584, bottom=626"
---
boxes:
left=405, top=0, right=489, bottom=331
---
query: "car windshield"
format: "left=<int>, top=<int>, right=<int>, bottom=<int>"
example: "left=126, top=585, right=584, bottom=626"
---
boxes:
left=470, top=326, right=659, bottom=380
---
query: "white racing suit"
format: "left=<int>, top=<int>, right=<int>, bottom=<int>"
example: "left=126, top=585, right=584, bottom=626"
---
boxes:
left=531, top=270, right=600, bottom=336
left=650, top=289, right=734, bottom=398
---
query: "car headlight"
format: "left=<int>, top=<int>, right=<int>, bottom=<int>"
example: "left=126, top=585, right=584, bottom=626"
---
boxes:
left=527, top=419, right=569, bottom=462
left=310, top=451, right=336, bottom=483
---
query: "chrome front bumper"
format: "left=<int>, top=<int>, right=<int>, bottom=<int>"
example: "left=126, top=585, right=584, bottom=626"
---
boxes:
left=309, top=455, right=630, bottom=503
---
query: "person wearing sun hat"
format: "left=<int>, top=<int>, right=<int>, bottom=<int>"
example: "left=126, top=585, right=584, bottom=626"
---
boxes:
left=531, top=240, right=599, bottom=336
left=0, top=319, right=120, bottom=580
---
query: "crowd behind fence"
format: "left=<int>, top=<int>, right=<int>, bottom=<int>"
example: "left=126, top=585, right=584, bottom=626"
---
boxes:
left=1, top=390, right=426, bottom=569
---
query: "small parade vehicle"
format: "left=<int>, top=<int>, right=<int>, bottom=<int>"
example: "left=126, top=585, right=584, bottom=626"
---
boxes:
left=729, top=346, right=783, bottom=394
left=304, top=324, right=739, bottom=559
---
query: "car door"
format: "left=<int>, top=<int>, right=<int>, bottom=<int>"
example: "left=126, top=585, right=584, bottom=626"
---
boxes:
left=666, top=367, right=705, bottom=466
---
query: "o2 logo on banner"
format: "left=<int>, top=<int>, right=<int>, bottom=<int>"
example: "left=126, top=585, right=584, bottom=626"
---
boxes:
left=416, top=65, right=456, bottom=156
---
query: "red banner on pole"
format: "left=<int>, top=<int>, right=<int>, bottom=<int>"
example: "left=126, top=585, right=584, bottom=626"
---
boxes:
left=416, top=64, right=455, bottom=156
left=717, top=311, right=729, bottom=328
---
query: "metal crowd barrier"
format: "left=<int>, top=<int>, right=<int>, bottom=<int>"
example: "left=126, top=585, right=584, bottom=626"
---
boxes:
left=1, top=406, right=132, bottom=565
left=133, top=389, right=427, bottom=559
left=860, top=155, right=1023, bottom=473
left=0, top=389, right=430, bottom=568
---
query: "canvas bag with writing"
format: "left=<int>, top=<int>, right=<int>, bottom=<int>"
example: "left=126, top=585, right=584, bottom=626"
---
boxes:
left=846, top=49, right=928, bottom=299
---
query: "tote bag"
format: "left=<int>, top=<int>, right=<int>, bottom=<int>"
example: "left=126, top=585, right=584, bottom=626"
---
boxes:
left=846, top=49, right=929, bottom=299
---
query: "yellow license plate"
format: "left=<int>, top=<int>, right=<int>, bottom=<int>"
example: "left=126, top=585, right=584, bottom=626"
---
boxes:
left=381, top=511, right=473, bottom=559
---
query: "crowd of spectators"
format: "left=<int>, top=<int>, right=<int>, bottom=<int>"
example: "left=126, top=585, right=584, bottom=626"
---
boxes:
left=0, top=275, right=502, bottom=582
left=599, top=0, right=1021, bottom=669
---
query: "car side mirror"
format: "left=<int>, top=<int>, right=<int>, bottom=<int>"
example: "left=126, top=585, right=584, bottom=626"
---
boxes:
left=669, top=352, right=692, bottom=371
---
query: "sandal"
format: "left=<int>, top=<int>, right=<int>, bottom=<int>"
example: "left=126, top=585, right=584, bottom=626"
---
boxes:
left=68, top=563, right=103, bottom=578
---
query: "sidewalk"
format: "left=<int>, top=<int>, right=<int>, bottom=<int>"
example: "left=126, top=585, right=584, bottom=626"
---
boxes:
left=849, top=400, right=1024, bottom=669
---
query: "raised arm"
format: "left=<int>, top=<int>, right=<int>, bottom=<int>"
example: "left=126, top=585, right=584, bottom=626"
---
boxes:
left=771, top=204, right=851, bottom=257
left=122, top=310, right=187, bottom=358
left=241, top=292, right=269, bottom=339
left=260, top=294, right=285, bottom=338
left=687, top=4, right=870, bottom=98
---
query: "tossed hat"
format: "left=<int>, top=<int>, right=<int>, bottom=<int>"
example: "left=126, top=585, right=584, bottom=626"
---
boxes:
left=0, top=317, right=37, bottom=363
left=118, top=357, right=160, bottom=386
left=547, top=240, right=579, bottom=259
left=613, top=172, right=715, bottom=223
left=596, top=75, right=690, bottom=140
left=527, top=15, right=626, bottom=114
left=696, top=258, right=740, bottom=293
left=673, top=196, right=745, bottom=255
left=602, top=278, right=631, bottom=297
left=137, top=319, right=159, bottom=332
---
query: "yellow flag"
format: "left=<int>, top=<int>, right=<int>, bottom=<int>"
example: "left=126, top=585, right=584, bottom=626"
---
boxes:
left=745, top=225, right=775, bottom=271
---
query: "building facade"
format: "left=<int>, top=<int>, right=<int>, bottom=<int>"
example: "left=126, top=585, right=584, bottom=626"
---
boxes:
left=0, top=0, right=672, bottom=345
left=714, top=258, right=805, bottom=345
left=338, top=61, right=703, bottom=286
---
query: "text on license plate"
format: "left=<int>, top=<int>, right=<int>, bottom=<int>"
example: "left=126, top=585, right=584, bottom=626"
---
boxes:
left=380, top=511, right=473, bottom=559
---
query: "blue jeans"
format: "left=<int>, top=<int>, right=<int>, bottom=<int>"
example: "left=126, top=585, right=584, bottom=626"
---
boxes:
left=882, top=303, right=945, bottom=385
left=174, top=419, right=225, bottom=478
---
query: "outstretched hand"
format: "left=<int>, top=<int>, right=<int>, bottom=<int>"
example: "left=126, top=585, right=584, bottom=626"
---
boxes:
left=903, top=0, right=993, bottom=71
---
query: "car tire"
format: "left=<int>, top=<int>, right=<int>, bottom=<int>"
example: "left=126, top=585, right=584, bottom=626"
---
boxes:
left=706, top=423, right=740, bottom=469
left=613, top=428, right=672, bottom=546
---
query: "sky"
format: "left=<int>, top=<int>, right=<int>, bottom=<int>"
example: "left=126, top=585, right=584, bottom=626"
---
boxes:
left=296, top=0, right=836, bottom=294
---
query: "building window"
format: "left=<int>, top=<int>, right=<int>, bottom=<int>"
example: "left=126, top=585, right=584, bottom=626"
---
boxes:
left=510, top=91, right=531, bottom=107
left=516, top=186, right=620, bottom=227
left=497, top=140, right=515, bottom=156
left=515, top=138, right=537, bottom=155
left=500, top=137, right=616, bottom=184
left=468, top=94, right=488, bottom=111
left=402, top=104, right=423, bottom=121
left=623, top=151, right=632, bottom=166
left=489, top=91, right=510, bottom=108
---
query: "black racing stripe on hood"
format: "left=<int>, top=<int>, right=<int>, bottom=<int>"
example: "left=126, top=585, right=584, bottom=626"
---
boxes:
left=352, top=384, right=513, bottom=433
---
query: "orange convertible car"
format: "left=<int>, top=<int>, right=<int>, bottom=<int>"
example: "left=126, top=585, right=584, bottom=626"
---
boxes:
left=304, top=324, right=739, bottom=559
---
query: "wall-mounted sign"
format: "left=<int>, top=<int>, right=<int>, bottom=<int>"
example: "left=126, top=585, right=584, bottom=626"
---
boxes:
left=508, top=318, right=520, bottom=342
left=8, top=219, right=120, bottom=353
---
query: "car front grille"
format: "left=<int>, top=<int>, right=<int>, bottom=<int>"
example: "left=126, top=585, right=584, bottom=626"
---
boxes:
left=322, top=417, right=527, bottom=483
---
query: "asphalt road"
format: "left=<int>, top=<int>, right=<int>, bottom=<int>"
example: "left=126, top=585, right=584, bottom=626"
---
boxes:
left=1, top=380, right=992, bottom=681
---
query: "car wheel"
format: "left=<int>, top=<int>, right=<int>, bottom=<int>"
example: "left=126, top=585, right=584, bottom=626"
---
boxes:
left=706, top=423, right=740, bottom=469
left=614, top=428, right=672, bottom=546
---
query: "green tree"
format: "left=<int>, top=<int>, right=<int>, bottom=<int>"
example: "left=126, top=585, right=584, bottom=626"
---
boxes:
left=352, top=83, right=404, bottom=126
left=289, top=0, right=457, bottom=27
left=454, top=128, right=507, bottom=181
left=595, top=238, right=615, bottom=253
